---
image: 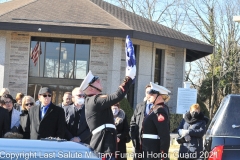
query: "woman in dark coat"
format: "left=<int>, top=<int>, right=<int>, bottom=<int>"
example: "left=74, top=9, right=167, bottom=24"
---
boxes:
left=178, top=103, right=208, bottom=160
left=18, top=96, right=35, bottom=139
left=111, top=103, right=129, bottom=160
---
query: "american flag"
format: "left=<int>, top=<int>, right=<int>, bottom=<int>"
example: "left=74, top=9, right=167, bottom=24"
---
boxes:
left=31, top=41, right=42, bottom=66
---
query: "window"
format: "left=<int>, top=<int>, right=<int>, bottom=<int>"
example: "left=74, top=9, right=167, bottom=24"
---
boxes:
left=29, top=37, right=90, bottom=79
left=28, top=37, right=90, bottom=102
left=154, top=49, right=162, bottom=84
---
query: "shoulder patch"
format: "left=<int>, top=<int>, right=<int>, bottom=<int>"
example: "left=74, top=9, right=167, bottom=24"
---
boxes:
left=158, top=114, right=165, bottom=122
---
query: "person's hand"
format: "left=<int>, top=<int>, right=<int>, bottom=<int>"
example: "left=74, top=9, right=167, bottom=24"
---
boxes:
left=71, top=137, right=81, bottom=142
left=178, top=129, right=182, bottom=136
left=184, top=135, right=191, bottom=142
left=126, top=65, right=136, bottom=79
left=117, top=137, right=120, bottom=143
left=181, top=129, right=189, bottom=137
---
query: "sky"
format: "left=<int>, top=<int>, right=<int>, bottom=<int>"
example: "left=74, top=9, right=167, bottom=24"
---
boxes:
left=0, top=0, right=11, bottom=3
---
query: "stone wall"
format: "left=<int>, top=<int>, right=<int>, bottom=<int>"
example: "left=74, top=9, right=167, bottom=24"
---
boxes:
left=164, top=46, right=185, bottom=113
left=8, top=32, right=30, bottom=96
left=0, top=31, right=7, bottom=90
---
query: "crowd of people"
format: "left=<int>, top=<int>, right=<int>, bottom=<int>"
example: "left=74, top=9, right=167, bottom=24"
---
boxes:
left=0, top=81, right=208, bottom=160
left=0, top=79, right=209, bottom=160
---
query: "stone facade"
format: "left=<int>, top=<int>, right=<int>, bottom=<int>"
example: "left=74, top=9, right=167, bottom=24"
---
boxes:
left=0, top=30, right=185, bottom=113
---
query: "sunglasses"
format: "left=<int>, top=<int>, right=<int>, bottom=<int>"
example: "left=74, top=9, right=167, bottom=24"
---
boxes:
left=42, top=94, right=52, bottom=97
left=76, top=94, right=85, bottom=98
left=25, top=102, right=34, bottom=106
left=89, top=76, right=99, bottom=85
left=4, top=101, right=12, bottom=104
left=147, top=89, right=159, bottom=95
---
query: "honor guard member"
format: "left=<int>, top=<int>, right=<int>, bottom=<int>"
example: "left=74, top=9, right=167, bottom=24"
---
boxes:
left=142, top=82, right=171, bottom=160
left=79, top=67, right=136, bottom=157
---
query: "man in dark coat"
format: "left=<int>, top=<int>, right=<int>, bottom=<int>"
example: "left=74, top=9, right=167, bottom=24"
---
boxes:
left=130, top=84, right=151, bottom=158
left=142, top=82, right=171, bottom=160
left=28, top=87, right=66, bottom=139
left=79, top=68, right=135, bottom=158
left=0, top=106, right=10, bottom=138
left=65, top=87, right=91, bottom=144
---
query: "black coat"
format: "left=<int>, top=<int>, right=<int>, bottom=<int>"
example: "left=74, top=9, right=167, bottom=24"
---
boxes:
left=115, top=109, right=129, bottom=160
left=19, top=110, right=30, bottom=139
left=65, top=104, right=91, bottom=144
left=85, top=77, right=133, bottom=153
left=178, top=111, right=207, bottom=159
left=0, top=107, right=10, bottom=138
left=142, top=104, right=170, bottom=160
left=130, top=101, right=146, bottom=151
left=28, top=103, right=66, bottom=139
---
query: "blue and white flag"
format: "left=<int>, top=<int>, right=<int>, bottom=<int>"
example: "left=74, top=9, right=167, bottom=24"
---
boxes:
left=125, top=35, right=136, bottom=68
left=125, top=35, right=136, bottom=82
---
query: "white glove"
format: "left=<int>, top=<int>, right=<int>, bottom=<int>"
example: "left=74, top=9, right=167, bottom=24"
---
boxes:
left=181, top=129, right=189, bottom=137
left=126, top=66, right=136, bottom=79
left=178, top=129, right=182, bottom=136
left=184, top=135, right=191, bottom=142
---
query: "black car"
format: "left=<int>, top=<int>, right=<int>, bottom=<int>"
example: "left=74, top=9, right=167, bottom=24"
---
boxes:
left=204, top=94, right=240, bottom=160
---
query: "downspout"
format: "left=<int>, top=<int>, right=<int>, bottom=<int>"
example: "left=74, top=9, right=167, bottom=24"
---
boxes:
left=151, top=42, right=154, bottom=81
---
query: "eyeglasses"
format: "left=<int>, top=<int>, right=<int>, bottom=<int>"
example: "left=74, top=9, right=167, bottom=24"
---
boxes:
left=4, top=101, right=12, bottom=104
left=76, top=94, right=85, bottom=98
left=25, top=102, right=34, bottom=106
left=42, top=94, right=52, bottom=98
left=147, top=89, right=159, bottom=95
left=89, top=76, right=99, bottom=85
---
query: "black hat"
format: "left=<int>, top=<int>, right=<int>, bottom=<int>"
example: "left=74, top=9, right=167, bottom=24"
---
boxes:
left=38, top=87, right=52, bottom=95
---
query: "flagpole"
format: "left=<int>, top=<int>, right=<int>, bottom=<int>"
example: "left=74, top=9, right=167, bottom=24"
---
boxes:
left=38, top=42, right=40, bottom=77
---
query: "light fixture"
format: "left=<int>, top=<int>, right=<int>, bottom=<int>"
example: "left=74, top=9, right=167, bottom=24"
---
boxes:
left=233, top=16, right=240, bottom=22
left=63, top=51, right=67, bottom=60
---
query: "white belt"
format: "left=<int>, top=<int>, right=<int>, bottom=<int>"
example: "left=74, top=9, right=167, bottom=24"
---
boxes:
left=142, top=134, right=160, bottom=139
left=92, top=124, right=116, bottom=135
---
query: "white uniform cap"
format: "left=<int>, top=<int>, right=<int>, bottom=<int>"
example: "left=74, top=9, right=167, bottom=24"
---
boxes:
left=80, top=70, right=95, bottom=91
left=150, top=82, right=171, bottom=95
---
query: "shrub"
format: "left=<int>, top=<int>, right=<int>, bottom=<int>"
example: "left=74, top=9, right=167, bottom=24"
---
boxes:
left=170, top=114, right=183, bottom=133
left=120, top=98, right=134, bottom=125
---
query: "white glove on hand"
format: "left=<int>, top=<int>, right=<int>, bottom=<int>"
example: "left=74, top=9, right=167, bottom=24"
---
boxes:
left=126, top=66, right=136, bottom=79
left=178, top=129, right=183, bottom=136
left=184, top=135, right=191, bottom=142
left=181, top=129, right=189, bottom=137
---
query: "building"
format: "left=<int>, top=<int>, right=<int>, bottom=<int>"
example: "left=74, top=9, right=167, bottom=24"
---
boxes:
left=0, top=0, right=213, bottom=113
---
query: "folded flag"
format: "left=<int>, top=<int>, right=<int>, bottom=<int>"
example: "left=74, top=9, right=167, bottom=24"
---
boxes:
left=125, top=35, right=136, bottom=68
left=125, top=35, right=136, bottom=83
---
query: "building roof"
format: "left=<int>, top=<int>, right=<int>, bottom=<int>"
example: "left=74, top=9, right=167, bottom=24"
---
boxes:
left=0, top=0, right=213, bottom=62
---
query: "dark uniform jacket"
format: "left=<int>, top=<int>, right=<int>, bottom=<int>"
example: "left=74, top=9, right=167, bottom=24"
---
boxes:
left=85, top=77, right=133, bottom=153
left=178, top=111, right=207, bottom=158
left=130, top=101, right=146, bottom=152
left=65, top=104, right=91, bottom=144
left=19, top=110, right=30, bottom=139
left=0, top=107, right=10, bottom=138
left=142, top=104, right=170, bottom=160
left=28, top=103, right=66, bottom=139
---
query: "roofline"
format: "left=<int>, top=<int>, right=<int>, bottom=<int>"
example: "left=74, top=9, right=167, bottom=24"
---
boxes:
left=0, top=22, right=213, bottom=61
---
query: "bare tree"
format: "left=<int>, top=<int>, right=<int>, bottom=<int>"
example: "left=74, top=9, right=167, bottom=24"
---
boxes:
left=184, top=0, right=240, bottom=118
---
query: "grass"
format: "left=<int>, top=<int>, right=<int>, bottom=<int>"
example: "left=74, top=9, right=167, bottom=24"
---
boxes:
left=126, top=141, right=180, bottom=160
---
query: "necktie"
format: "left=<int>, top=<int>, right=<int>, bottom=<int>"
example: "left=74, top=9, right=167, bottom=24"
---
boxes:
left=145, top=103, right=152, bottom=116
left=41, top=107, right=47, bottom=119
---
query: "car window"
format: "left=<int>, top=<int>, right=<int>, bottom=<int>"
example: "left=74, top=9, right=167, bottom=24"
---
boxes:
left=208, top=95, right=240, bottom=137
